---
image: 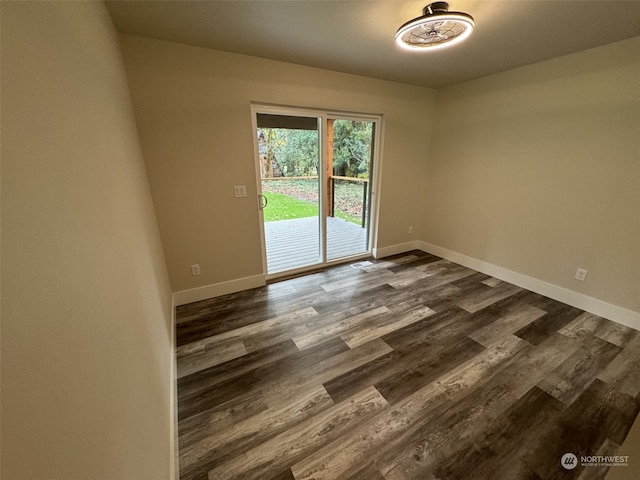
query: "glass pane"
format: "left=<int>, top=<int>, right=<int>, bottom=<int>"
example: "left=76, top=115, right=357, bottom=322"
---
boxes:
left=326, top=119, right=374, bottom=261
left=257, top=115, right=321, bottom=274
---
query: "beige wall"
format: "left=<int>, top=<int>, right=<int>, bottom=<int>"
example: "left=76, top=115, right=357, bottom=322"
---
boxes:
left=118, top=34, right=436, bottom=292
left=423, top=37, right=640, bottom=313
left=1, top=3, right=174, bottom=479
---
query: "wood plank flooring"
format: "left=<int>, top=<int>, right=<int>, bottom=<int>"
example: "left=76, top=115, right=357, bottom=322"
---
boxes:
left=175, top=251, right=640, bottom=480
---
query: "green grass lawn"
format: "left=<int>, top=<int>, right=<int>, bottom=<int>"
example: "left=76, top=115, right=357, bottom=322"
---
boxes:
left=262, top=192, right=318, bottom=221
left=262, top=191, right=361, bottom=224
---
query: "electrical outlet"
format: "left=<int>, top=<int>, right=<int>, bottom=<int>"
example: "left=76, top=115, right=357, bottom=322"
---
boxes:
left=234, top=185, right=247, bottom=198
left=191, top=264, right=201, bottom=276
left=408, top=226, right=413, bottom=235
left=574, top=268, right=588, bottom=282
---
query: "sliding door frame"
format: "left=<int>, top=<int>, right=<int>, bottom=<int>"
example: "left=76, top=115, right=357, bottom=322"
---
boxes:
left=251, top=103, right=383, bottom=280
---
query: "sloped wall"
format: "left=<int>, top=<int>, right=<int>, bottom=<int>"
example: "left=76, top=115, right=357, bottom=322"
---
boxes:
left=1, top=2, right=174, bottom=478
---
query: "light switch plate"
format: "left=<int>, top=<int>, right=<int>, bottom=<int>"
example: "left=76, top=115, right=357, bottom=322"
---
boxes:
left=234, top=185, right=247, bottom=198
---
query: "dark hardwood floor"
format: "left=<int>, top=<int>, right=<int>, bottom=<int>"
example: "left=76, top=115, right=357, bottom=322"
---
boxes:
left=175, top=251, right=640, bottom=480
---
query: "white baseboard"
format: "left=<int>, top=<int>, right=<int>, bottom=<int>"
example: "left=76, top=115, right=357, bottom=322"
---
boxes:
left=418, top=240, right=640, bottom=331
left=373, top=241, right=420, bottom=259
left=172, top=244, right=639, bottom=330
left=173, top=274, right=266, bottom=306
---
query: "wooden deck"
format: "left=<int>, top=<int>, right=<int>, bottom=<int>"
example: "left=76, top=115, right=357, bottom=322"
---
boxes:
left=264, top=216, right=368, bottom=274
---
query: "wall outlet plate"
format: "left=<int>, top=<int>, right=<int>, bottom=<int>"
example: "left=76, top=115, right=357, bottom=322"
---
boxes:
left=574, top=268, right=588, bottom=281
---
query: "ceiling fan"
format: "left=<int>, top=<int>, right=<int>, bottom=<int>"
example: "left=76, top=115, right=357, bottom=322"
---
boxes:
left=396, top=2, right=475, bottom=51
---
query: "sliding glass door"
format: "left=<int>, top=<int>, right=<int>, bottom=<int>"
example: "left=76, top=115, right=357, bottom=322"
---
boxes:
left=252, top=106, right=380, bottom=277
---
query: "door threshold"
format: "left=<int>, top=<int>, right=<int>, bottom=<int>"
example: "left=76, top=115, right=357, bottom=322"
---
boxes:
left=266, top=252, right=372, bottom=284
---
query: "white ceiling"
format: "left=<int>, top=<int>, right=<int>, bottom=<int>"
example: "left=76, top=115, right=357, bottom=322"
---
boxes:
left=105, top=0, right=640, bottom=89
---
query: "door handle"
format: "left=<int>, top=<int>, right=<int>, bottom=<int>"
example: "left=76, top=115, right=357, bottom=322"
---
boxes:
left=258, top=194, right=268, bottom=210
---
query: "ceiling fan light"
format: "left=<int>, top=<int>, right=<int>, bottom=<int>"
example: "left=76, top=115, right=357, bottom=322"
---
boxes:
left=396, top=2, right=474, bottom=51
